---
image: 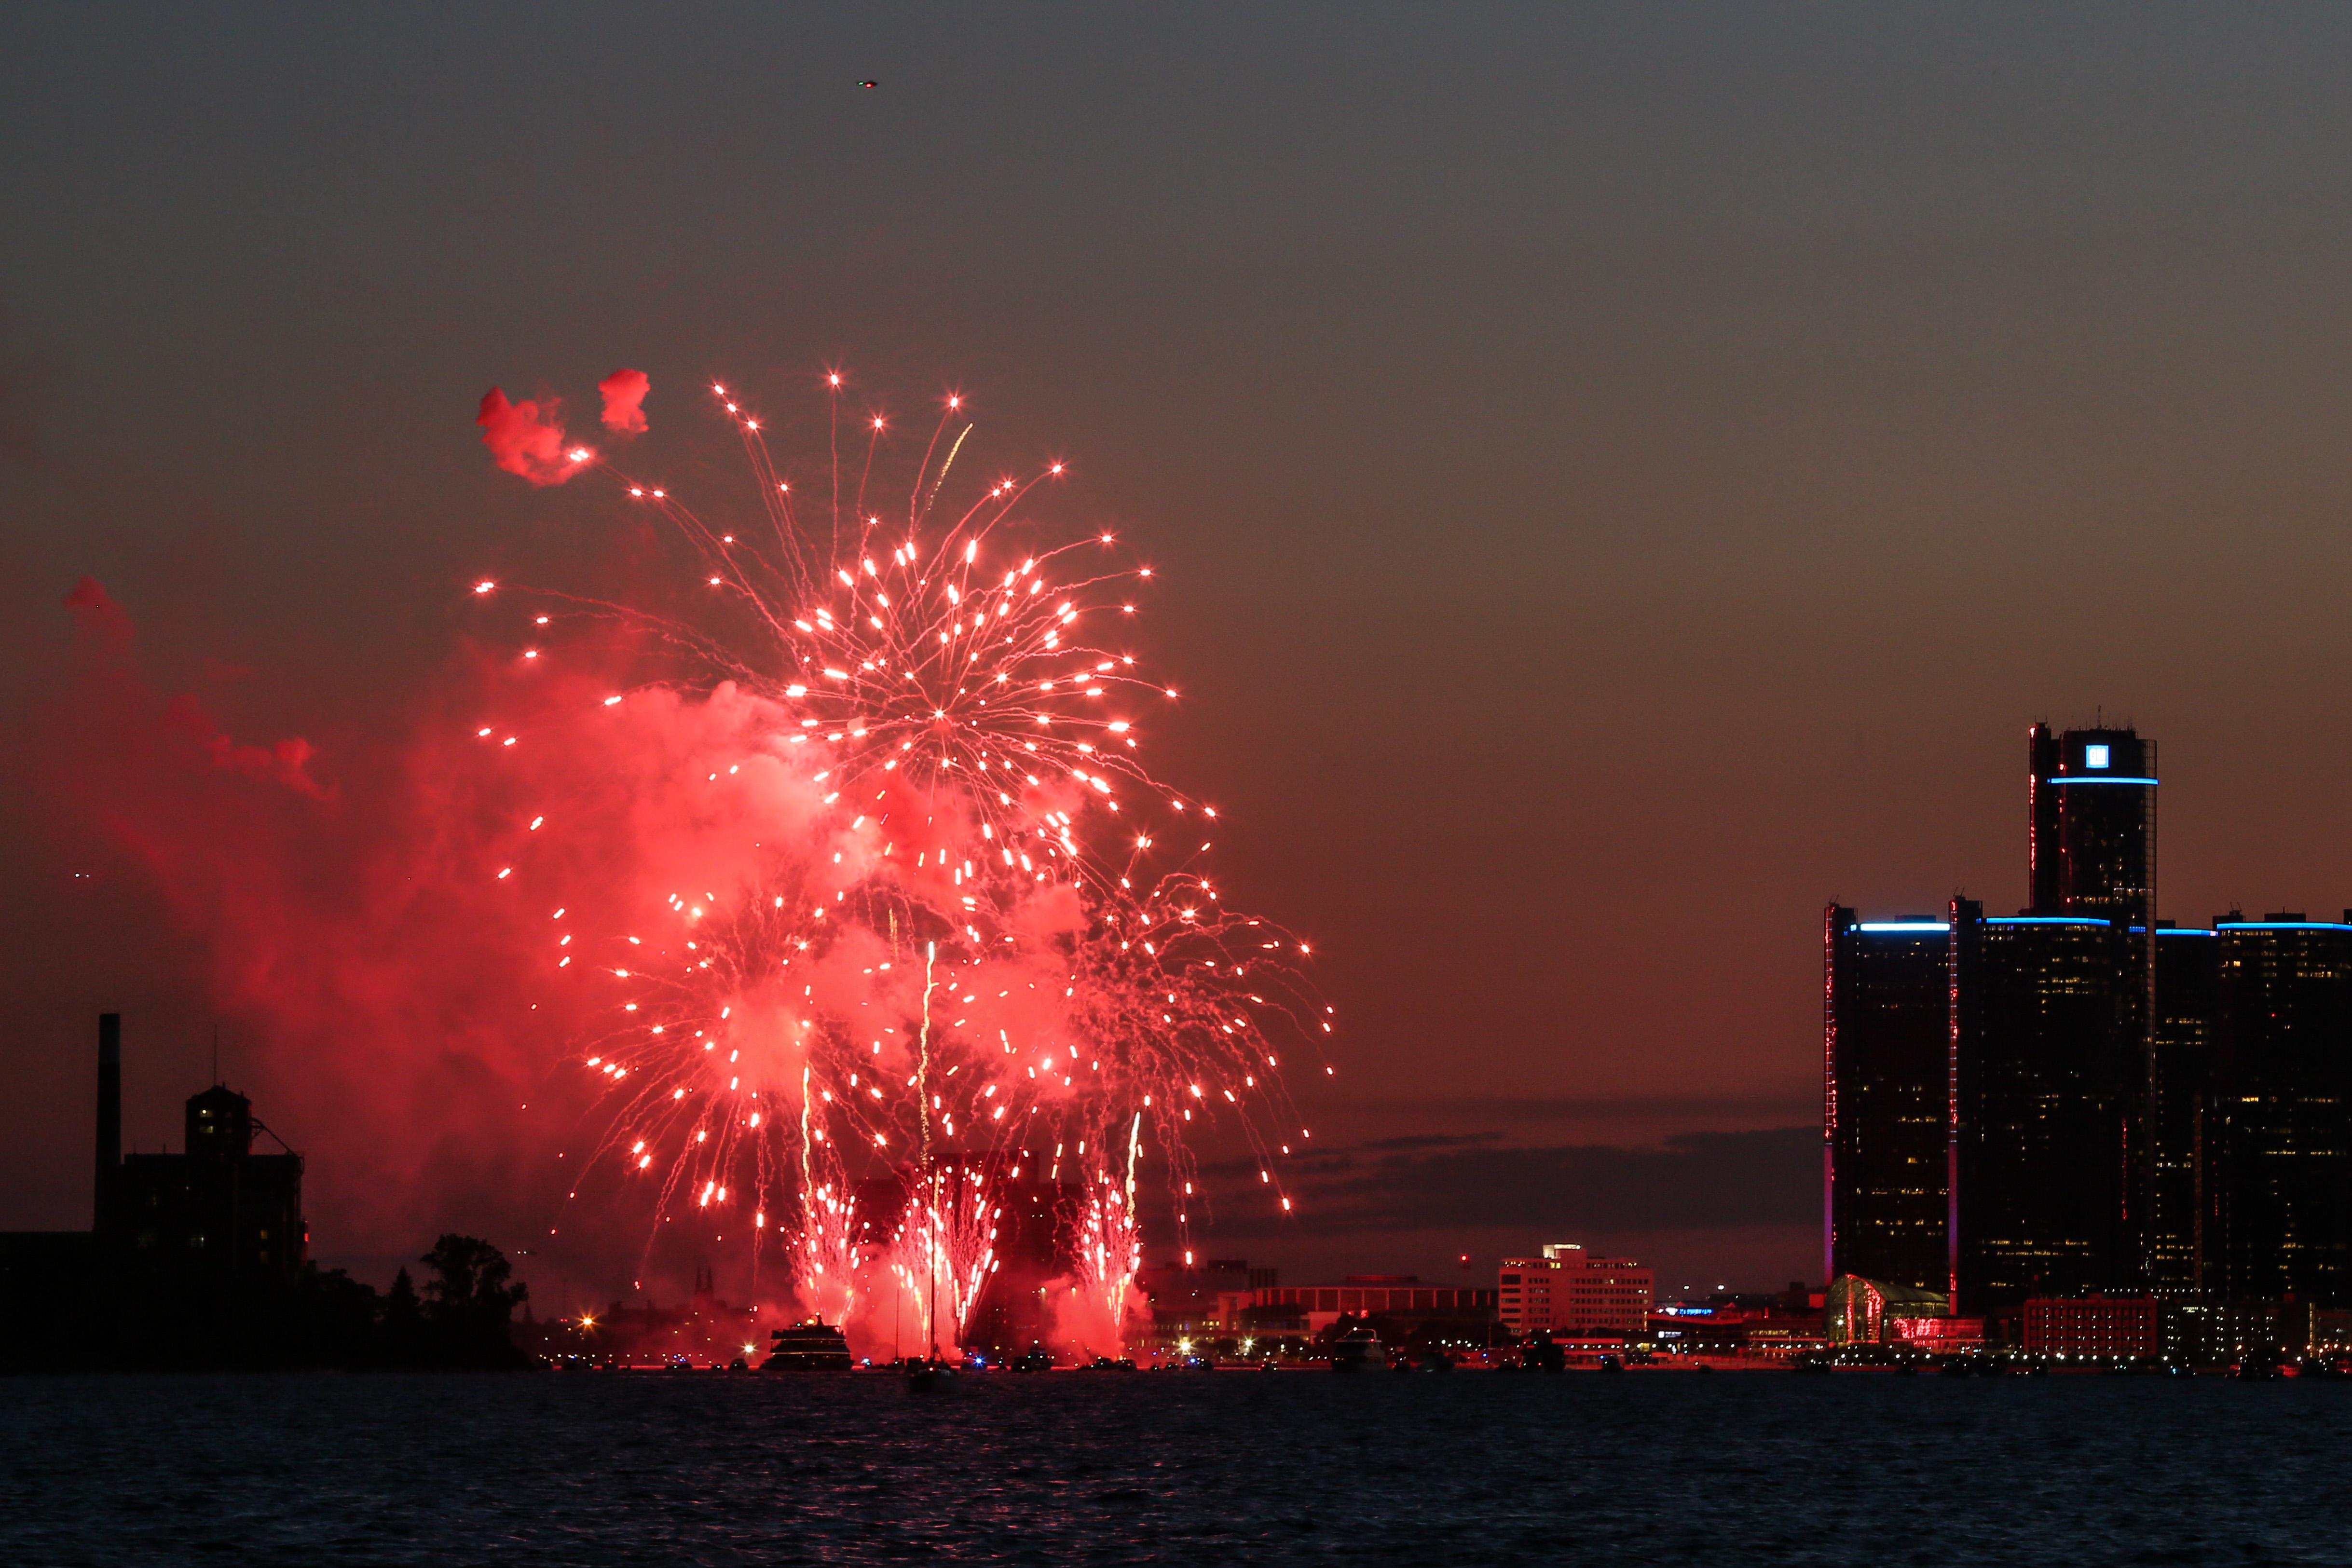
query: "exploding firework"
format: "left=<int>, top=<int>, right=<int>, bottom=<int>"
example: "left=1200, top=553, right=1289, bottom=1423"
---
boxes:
left=474, top=373, right=1327, bottom=1355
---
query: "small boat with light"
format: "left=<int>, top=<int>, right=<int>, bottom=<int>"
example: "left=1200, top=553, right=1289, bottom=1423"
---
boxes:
left=905, top=1357, right=961, bottom=1392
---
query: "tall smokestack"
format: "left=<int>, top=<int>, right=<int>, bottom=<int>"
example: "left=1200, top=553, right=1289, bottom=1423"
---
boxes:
left=95, top=1012, right=121, bottom=1233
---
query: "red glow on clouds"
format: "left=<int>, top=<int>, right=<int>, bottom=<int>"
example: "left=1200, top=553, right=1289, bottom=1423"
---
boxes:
left=598, top=368, right=650, bottom=436
left=476, top=388, right=588, bottom=485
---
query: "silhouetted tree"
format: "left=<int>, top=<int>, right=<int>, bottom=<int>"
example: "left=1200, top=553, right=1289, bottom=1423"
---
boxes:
left=279, top=1265, right=383, bottom=1366
left=418, top=1234, right=529, bottom=1367
left=380, top=1265, right=424, bottom=1365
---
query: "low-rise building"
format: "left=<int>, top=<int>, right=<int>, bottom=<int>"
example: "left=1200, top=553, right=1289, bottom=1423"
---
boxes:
left=2160, top=1299, right=2350, bottom=1365
left=1823, top=1272, right=1983, bottom=1348
left=1139, top=1258, right=1271, bottom=1350
left=1649, top=1285, right=1829, bottom=1360
left=1499, top=1243, right=1653, bottom=1338
left=1217, top=1275, right=1495, bottom=1342
left=1890, top=1315, right=1983, bottom=1353
left=2023, top=1296, right=2159, bottom=1359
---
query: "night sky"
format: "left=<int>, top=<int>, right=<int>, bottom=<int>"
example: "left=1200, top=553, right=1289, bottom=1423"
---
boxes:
left=9, top=4, right=2352, bottom=1300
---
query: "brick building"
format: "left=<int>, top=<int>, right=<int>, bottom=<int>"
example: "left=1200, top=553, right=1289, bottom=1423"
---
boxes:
left=2022, top=1295, right=2160, bottom=1358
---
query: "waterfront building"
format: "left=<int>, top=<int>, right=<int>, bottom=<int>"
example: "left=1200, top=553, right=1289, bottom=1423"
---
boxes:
left=1822, top=908, right=1951, bottom=1293
left=1818, top=723, right=2352, bottom=1332
left=1563, top=1252, right=1654, bottom=1336
left=2022, top=1295, right=2160, bottom=1359
left=0, top=1015, right=307, bottom=1284
left=2026, top=723, right=2156, bottom=927
left=114, top=1084, right=306, bottom=1284
left=2208, top=918, right=2352, bottom=1307
left=2152, top=1298, right=2345, bottom=1364
left=1647, top=1285, right=1827, bottom=1360
left=1824, top=724, right=2162, bottom=1328
left=1890, top=1315, right=1984, bottom=1352
left=2147, top=926, right=2220, bottom=1292
left=1142, top=1258, right=1271, bottom=1349
left=1498, top=1243, right=1651, bottom=1338
left=1823, top=1274, right=1954, bottom=1346
left=1496, top=1252, right=1559, bottom=1337
left=0, top=1015, right=309, bottom=1364
left=1953, top=904, right=2134, bottom=1314
left=1220, top=1275, right=1493, bottom=1341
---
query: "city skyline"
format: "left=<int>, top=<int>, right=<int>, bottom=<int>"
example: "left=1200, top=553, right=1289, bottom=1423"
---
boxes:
left=15, top=9, right=2352, bottom=1301
left=9, top=13, right=2352, bottom=1563
left=1829, top=721, right=2352, bottom=1337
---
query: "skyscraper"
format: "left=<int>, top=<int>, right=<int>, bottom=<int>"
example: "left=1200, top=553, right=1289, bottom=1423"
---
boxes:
left=2027, top=723, right=2157, bottom=926
left=1953, top=906, right=2133, bottom=1313
left=1823, top=907, right=1952, bottom=1293
left=2147, top=925, right=2219, bottom=1292
left=1826, top=723, right=2352, bottom=1335
left=2208, top=916, right=2352, bottom=1307
left=2026, top=723, right=2158, bottom=1285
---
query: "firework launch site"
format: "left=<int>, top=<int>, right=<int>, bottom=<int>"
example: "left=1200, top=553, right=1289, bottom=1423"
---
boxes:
left=6, top=370, right=1362, bottom=1376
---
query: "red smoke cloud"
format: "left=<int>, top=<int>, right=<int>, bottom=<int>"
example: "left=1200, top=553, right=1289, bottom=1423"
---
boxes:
left=64, top=578, right=327, bottom=799
left=45, top=393, right=1313, bottom=1335
left=63, top=574, right=134, bottom=653
left=476, top=388, right=589, bottom=485
left=45, top=584, right=691, bottom=1277
left=43, top=575, right=1211, bottom=1320
left=598, top=368, right=650, bottom=436
left=42, top=579, right=998, bottom=1299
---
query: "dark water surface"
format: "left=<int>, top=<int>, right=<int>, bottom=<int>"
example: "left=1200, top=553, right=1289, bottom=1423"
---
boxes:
left=3, top=1370, right=2348, bottom=1565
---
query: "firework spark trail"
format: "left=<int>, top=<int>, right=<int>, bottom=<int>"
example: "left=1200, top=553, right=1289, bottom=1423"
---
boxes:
left=1069, top=1117, right=1143, bottom=1351
left=889, top=1154, right=998, bottom=1355
left=478, top=371, right=1328, bottom=1354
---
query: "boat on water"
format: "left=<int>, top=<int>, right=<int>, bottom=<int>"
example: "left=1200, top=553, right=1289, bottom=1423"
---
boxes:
left=763, top=1319, right=853, bottom=1371
left=1327, top=1332, right=1387, bottom=1372
left=905, top=1357, right=961, bottom=1392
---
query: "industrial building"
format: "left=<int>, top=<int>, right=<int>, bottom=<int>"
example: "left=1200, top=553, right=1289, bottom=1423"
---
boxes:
left=0, top=1014, right=308, bottom=1365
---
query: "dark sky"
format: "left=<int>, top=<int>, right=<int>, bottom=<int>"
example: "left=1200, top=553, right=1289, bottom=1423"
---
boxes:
left=8, top=3, right=2352, bottom=1295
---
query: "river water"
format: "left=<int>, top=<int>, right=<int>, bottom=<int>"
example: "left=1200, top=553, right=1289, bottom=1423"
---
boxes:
left=2, top=1369, right=2346, bottom=1564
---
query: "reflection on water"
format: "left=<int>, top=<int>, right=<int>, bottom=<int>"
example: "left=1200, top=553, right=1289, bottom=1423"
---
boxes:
left=2, top=1371, right=2347, bottom=1564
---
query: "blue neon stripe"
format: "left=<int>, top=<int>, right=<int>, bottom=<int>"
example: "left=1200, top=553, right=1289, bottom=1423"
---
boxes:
left=1984, top=916, right=2111, bottom=927
left=2047, top=777, right=2158, bottom=786
left=2156, top=928, right=2215, bottom=937
left=1856, top=922, right=1946, bottom=933
left=2216, top=922, right=2352, bottom=933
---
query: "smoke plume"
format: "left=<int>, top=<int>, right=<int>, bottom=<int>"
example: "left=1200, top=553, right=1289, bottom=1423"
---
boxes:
left=598, top=369, right=650, bottom=436
left=476, top=388, right=588, bottom=485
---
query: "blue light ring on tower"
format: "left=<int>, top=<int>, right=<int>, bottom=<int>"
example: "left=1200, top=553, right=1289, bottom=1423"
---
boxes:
left=2046, top=777, right=2158, bottom=787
